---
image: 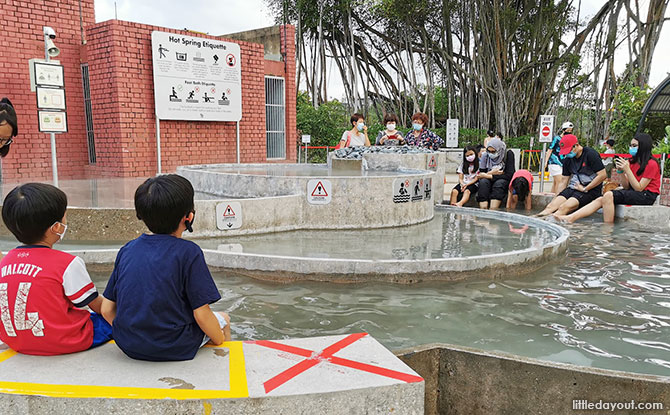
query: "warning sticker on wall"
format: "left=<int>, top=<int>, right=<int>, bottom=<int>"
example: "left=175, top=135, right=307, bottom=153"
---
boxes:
left=216, top=201, right=243, bottom=230
left=427, top=155, right=437, bottom=171
left=393, top=179, right=411, bottom=203
left=411, top=179, right=424, bottom=202
left=307, top=179, right=332, bottom=205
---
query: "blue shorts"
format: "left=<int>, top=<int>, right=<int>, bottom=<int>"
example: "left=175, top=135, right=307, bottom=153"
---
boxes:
left=89, top=312, right=113, bottom=349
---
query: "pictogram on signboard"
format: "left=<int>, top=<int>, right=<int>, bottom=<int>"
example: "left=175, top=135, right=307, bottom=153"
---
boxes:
left=216, top=202, right=242, bottom=230
left=307, top=179, right=332, bottom=205
left=427, top=155, right=437, bottom=170
left=411, top=179, right=424, bottom=202
left=538, top=115, right=555, bottom=143
left=393, top=179, right=411, bottom=203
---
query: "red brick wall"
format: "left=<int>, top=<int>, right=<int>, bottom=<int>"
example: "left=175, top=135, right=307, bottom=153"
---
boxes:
left=85, top=21, right=297, bottom=176
left=0, top=0, right=95, bottom=182
left=2, top=1, right=297, bottom=179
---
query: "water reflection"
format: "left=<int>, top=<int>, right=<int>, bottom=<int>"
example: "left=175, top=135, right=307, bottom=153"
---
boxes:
left=197, top=211, right=555, bottom=260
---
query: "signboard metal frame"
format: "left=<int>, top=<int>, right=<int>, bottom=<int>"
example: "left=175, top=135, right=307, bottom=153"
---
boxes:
left=38, top=110, right=68, bottom=133
left=36, top=86, right=66, bottom=111
left=33, top=61, right=64, bottom=88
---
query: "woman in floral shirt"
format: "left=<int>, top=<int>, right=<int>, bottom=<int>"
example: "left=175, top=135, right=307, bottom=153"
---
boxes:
left=404, top=112, right=443, bottom=150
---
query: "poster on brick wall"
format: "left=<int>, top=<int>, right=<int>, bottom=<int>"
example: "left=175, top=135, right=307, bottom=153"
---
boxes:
left=151, top=31, right=242, bottom=121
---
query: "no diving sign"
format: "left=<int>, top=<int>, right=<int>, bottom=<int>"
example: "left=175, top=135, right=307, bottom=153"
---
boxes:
left=216, top=201, right=242, bottom=230
left=307, top=179, right=332, bottom=205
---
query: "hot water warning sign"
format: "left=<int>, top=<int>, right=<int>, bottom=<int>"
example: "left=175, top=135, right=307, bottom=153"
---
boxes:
left=307, top=180, right=332, bottom=205
left=216, top=202, right=243, bottom=230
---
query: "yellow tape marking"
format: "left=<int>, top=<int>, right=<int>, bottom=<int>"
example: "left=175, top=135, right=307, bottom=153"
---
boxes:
left=0, top=341, right=248, bottom=400
left=0, top=349, right=17, bottom=363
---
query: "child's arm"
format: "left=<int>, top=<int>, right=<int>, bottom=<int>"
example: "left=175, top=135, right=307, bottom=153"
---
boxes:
left=87, top=296, right=103, bottom=314
left=101, top=297, right=117, bottom=326
left=194, top=304, right=225, bottom=345
left=506, top=190, right=512, bottom=209
left=525, top=195, right=532, bottom=211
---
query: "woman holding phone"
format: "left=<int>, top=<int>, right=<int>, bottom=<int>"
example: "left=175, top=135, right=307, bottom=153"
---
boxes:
left=556, top=133, right=661, bottom=223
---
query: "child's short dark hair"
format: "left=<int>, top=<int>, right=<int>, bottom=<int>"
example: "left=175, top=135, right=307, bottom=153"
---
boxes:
left=512, top=177, right=530, bottom=202
left=135, top=174, right=194, bottom=234
left=2, top=183, right=67, bottom=245
left=605, top=139, right=615, bottom=147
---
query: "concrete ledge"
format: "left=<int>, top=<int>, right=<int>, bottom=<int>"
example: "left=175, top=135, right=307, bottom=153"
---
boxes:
left=615, top=204, right=670, bottom=226
left=396, top=343, right=670, bottom=415
left=0, top=334, right=423, bottom=415
left=203, top=206, right=569, bottom=284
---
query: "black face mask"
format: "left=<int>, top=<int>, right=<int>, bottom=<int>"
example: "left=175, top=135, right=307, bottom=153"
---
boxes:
left=185, top=210, right=196, bottom=233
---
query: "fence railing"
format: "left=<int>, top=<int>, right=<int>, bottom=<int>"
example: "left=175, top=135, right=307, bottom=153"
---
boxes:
left=298, top=145, right=337, bottom=163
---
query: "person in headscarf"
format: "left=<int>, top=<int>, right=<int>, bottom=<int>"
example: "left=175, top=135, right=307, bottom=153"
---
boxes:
left=476, top=138, right=516, bottom=210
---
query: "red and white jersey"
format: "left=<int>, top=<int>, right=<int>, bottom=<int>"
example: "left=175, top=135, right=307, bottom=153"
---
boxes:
left=0, top=246, right=98, bottom=355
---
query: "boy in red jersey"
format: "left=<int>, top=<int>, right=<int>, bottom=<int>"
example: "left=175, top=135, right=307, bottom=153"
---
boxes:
left=0, top=183, right=112, bottom=355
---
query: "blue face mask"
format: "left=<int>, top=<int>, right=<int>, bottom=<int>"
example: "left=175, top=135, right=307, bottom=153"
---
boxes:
left=357, top=122, right=365, bottom=132
left=629, top=147, right=638, bottom=156
left=563, top=151, right=577, bottom=159
left=412, top=123, right=423, bottom=131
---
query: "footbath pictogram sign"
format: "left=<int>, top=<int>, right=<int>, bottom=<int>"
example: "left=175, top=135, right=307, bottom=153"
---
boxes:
left=307, top=179, right=332, bottom=205
left=216, top=201, right=243, bottom=230
left=245, top=333, right=423, bottom=395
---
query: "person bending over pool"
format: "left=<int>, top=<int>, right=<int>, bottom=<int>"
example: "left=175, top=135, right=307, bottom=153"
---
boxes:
left=537, top=134, right=606, bottom=217
left=476, top=138, right=515, bottom=210
left=101, top=175, right=231, bottom=361
left=506, top=169, right=533, bottom=211
left=0, top=183, right=112, bottom=355
left=556, top=133, right=661, bottom=224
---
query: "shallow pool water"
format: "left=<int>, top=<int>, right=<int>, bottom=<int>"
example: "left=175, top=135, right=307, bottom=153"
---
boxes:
left=83, top=213, right=670, bottom=377
left=2, top=210, right=666, bottom=377
left=197, top=210, right=557, bottom=260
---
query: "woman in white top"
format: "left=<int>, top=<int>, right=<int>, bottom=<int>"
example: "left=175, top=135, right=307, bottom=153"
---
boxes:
left=339, top=113, right=371, bottom=148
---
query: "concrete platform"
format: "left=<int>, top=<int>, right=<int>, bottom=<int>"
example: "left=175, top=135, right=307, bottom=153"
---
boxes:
left=0, top=333, right=423, bottom=414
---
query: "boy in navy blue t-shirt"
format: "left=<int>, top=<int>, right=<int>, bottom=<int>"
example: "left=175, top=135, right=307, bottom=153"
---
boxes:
left=101, top=175, right=230, bottom=361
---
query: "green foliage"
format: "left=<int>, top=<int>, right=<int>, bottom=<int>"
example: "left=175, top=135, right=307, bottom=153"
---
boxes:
left=609, top=79, right=650, bottom=153
left=296, top=92, right=350, bottom=162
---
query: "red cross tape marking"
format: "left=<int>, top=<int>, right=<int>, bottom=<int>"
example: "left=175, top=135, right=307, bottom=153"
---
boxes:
left=247, top=333, right=423, bottom=394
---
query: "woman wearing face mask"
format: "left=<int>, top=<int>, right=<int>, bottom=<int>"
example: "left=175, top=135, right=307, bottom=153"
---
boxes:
left=476, top=138, right=516, bottom=210
left=556, top=133, right=660, bottom=223
left=405, top=112, right=443, bottom=151
left=0, top=98, right=18, bottom=158
left=376, top=113, right=405, bottom=146
left=338, top=113, right=371, bottom=148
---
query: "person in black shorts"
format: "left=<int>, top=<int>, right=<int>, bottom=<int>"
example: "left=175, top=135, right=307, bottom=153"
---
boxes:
left=537, top=134, right=606, bottom=217
left=556, top=133, right=661, bottom=223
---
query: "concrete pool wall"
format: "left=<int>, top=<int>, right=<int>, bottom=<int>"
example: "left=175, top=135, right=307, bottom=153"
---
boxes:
left=202, top=206, right=570, bottom=284
left=396, top=343, right=670, bottom=415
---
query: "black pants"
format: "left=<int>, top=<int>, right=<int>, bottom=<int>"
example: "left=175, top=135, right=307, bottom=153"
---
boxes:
left=476, top=178, right=509, bottom=202
left=612, top=189, right=658, bottom=206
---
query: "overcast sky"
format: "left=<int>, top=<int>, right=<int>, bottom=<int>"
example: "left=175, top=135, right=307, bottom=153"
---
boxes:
left=95, top=0, right=670, bottom=98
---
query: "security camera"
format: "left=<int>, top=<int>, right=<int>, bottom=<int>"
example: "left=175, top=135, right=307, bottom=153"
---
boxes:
left=43, top=26, right=56, bottom=39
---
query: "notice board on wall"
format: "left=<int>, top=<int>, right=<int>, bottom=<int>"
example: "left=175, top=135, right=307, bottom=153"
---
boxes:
left=151, top=31, right=242, bottom=121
